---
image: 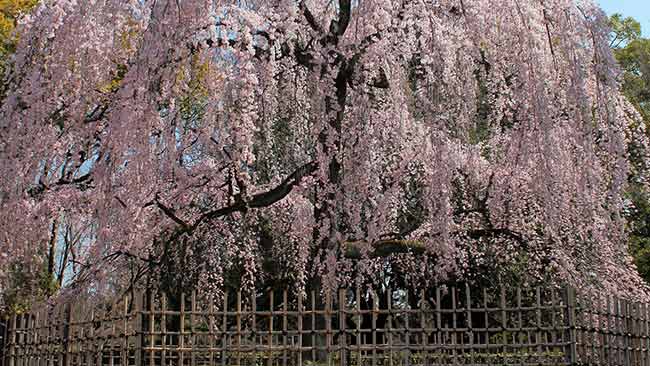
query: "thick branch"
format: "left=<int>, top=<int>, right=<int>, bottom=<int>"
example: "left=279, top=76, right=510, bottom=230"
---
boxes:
left=54, top=171, right=93, bottom=187
left=84, top=104, right=109, bottom=123
left=334, top=0, right=352, bottom=37
left=298, top=1, right=322, bottom=33
left=344, top=239, right=426, bottom=259
left=249, top=161, right=318, bottom=208
left=343, top=228, right=527, bottom=259
left=176, top=161, right=318, bottom=237
left=154, top=194, right=190, bottom=230
left=200, top=161, right=316, bottom=221
left=47, top=218, right=59, bottom=277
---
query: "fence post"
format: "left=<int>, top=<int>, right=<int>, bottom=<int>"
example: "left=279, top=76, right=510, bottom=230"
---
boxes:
left=134, top=291, right=143, bottom=366
left=62, top=303, right=72, bottom=366
left=624, top=299, right=631, bottom=366
left=339, top=289, right=346, bottom=366
left=326, top=291, right=332, bottom=366
left=283, top=289, right=288, bottom=366
left=2, top=316, right=10, bottom=366
left=122, top=297, right=128, bottom=366
left=179, top=293, right=185, bottom=366
left=267, top=291, right=273, bottom=366
left=149, top=290, right=156, bottom=366
left=8, top=313, right=16, bottom=366
left=1, top=316, right=7, bottom=366
left=297, top=294, right=303, bottom=366
left=563, top=287, right=578, bottom=365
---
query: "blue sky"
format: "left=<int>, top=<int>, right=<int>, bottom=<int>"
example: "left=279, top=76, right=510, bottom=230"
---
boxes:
left=597, top=0, right=650, bottom=37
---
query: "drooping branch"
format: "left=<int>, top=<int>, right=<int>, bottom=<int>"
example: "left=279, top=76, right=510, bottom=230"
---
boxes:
left=206, top=24, right=317, bottom=69
left=343, top=228, right=527, bottom=259
left=26, top=169, right=95, bottom=199
left=163, top=161, right=318, bottom=242
left=346, top=2, right=409, bottom=89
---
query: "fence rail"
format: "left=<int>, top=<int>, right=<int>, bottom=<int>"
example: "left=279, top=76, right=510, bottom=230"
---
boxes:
left=0, top=285, right=646, bottom=365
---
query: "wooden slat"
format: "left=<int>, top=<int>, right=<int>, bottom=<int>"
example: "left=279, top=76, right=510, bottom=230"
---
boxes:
left=435, top=286, right=441, bottom=353
left=161, top=294, right=167, bottom=366
left=191, top=291, right=196, bottom=366
left=371, top=290, right=377, bottom=366
left=297, top=292, right=303, bottom=366
left=356, top=288, right=361, bottom=366
left=236, top=291, right=241, bottom=366
left=607, top=295, right=613, bottom=366
left=642, top=301, right=650, bottom=366
left=616, top=297, right=622, bottom=365
left=387, top=288, right=393, bottom=366
left=516, top=287, right=522, bottom=364
left=311, top=290, right=316, bottom=364
left=221, top=292, right=227, bottom=366
left=64, top=304, right=71, bottom=366
left=451, top=286, right=457, bottom=365
left=420, top=289, right=427, bottom=366
left=325, top=291, right=332, bottom=366
left=466, top=284, right=474, bottom=366
left=598, top=295, right=606, bottom=366
left=148, top=292, right=155, bottom=366
left=122, top=297, right=128, bottom=366
left=134, top=292, right=143, bottom=366
left=501, top=285, right=507, bottom=361
left=283, top=289, right=288, bottom=366
left=250, top=290, right=255, bottom=366
left=267, top=290, right=273, bottom=366
left=179, top=292, right=185, bottom=366
left=208, top=295, right=214, bottom=366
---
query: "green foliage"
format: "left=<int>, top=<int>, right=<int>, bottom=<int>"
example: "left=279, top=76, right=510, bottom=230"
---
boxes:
left=609, top=13, right=649, bottom=120
left=615, top=38, right=650, bottom=120
left=628, top=186, right=650, bottom=282
left=178, top=54, right=210, bottom=126
left=0, top=0, right=38, bottom=90
left=610, top=13, right=649, bottom=122
left=0, top=0, right=38, bottom=51
left=98, top=63, right=128, bottom=94
left=3, top=260, right=58, bottom=315
left=609, top=14, right=650, bottom=284
left=609, top=13, right=642, bottom=49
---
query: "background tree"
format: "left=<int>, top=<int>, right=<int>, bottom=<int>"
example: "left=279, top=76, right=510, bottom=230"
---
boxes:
left=0, top=0, right=37, bottom=96
left=609, top=14, right=650, bottom=284
left=1, top=0, right=649, bottom=312
left=610, top=14, right=650, bottom=120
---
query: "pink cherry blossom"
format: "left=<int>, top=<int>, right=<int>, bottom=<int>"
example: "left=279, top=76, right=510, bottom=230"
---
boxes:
left=1, top=0, right=649, bottom=308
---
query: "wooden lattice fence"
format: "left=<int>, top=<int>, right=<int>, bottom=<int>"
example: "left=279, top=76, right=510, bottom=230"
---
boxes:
left=1, top=285, right=648, bottom=365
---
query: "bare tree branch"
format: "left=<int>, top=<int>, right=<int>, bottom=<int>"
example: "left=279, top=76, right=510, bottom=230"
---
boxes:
left=343, top=228, right=527, bottom=259
left=334, top=0, right=352, bottom=37
left=193, top=160, right=318, bottom=227
left=160, top=161, right=318, bottom=244
left=153, top=194, right=190, bottom=230
left=298, top=1, right=323, bottom=33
